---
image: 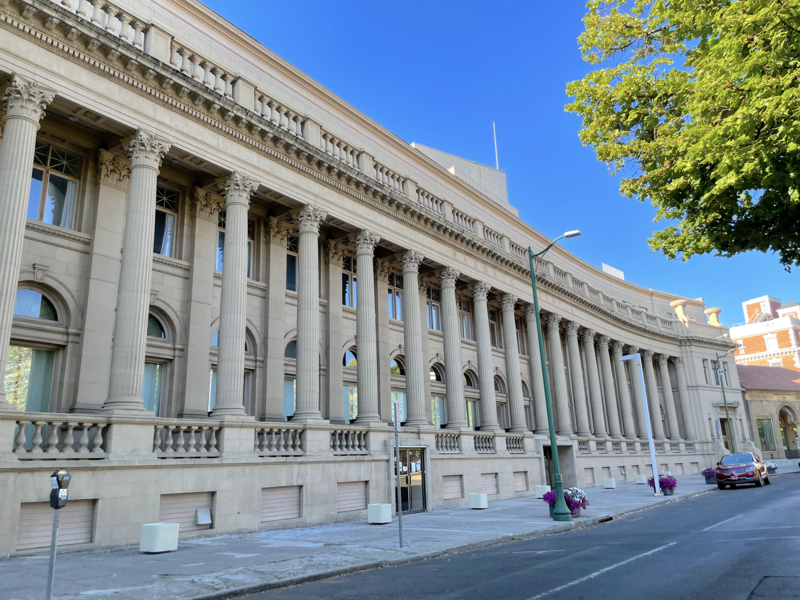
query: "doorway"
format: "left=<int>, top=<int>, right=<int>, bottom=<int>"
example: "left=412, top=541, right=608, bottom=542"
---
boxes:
left=543, top=447, right=554, bottom=487
left=395, top=448, right=426, bottom=514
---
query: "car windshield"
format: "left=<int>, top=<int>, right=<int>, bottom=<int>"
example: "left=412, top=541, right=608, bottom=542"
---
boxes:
left=720, top=453, right=752, bottom=465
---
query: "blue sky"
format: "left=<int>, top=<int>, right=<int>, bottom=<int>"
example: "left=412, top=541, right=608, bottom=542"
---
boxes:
left=203, top=0, right=796, bottom=325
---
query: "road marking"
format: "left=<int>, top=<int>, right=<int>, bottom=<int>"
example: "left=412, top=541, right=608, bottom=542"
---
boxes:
left=512, top=550, right=565, bottom=554
left=702, top=515, right=743, bottom=531
left=524, top=542, right=677, bottom=600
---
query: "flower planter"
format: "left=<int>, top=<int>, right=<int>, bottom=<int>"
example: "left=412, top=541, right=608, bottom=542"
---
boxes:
left=767, top=467, right=777, bottom=475
left=704, top=475, right=717, bottom=485
left=662, top=488, right=674, bottom=496
left=548, top=504, right=581, bottom=517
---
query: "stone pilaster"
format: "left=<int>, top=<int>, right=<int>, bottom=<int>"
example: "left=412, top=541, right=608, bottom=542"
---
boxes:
left=104, top=129, right=171, bottom=413
left=292, top=204, right=327, bottom=422
left=598, top=336, right=623, bottom=439
left=439, top=267, right=467, bottom=428
left=546, top=313, right=573, bottom=436
left=524, top=305, right=548, bottom=435
left=671, top=357, right=697, bottom=441
left=641, top=350, right=667, bottom=441
left=611, top=341, right=636, bottom=439
left=658, top=354, right=681, bottom=441
left=582, top=329, right=607, bottom=438
left=325, top=240, right=346, bottom=423
left=353, top=230, right=381, bottom=423
left=626, top=345, right=649, bottom=439
left=0, top=74, right=55, bottom=408
left=470, top=281, right=500, bottom=431
left=400, top=250, right=428, bottom=427
left=212, top=172, right=259, bottom=418
left=565, top=321, right=591, bottom=437
left=501, top=294, right=527, bottom=432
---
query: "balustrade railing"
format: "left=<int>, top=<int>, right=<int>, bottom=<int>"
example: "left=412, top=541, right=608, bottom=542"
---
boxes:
left=640, top=442, right=650, bottom=453
left=646, top=314, right=659, bottom=327
left=505, top=436, right=525, bottom=454
left=255, top=95, right=304, bottom=137
left=612, top=441, right=623, bottom=454
left=330, top=428, right=369, bottom=454
left=669, top=442, right=680, bottom=454
left=655, top=442, right=666, bottom=453
left=473, top=434, right=495, bottom=453
left=627, top=441, right=637, bottom=454
left=319, top=129, right=359, bottom=168
left=373, top=162, right=405, bottom=193
left=508, top=241, right=527, bottom=261
left=451, top=208, right=474, bottom=232
left=154, top=422, right=220, bottom=457
left=483, top=226, right=502, bottom=248
left=435, top=432, right=461, bottom=453
left=685, top=442, right=696, bottom=453
left=255, top=426, right=304, bottom=455
left=577, top=440, right=590, bottom=454
left=416, top=188, right=444, bottom=215
left=596, top=441, right=608, bottom=454
left=13, top=416, right=108, bottom=457
left=552, top=266, right=568, bottom=284
left=58, top=0, right=147, bottom=49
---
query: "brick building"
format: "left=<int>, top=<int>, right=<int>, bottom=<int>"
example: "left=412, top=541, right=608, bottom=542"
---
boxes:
left=730, top=296, right=800, bottom=372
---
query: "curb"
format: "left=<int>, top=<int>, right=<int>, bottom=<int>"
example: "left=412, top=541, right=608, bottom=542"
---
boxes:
left=192, top=487, right=719, bottom=600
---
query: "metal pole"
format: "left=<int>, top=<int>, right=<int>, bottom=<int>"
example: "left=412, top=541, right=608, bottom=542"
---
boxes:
left=45, top=509, right=60, bottom=600
left=528, top=248, right=571, bottom=521
left=634, top=353, right=661, bottom=496
left=716, top=352, right=736, bottom=453
left=394, top=404, right=403, bottom=548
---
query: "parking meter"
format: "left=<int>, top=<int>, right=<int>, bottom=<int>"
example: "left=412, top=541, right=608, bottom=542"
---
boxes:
left=49, top=468, right=71, bottom=510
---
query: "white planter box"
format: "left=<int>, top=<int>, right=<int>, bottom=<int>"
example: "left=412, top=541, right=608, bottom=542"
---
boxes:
left=469, top=493, right=488, bottom=509
left=367, top=503, right=392, bottom=524
left=603, top=478, right=617, bottom=489
left=634, top=474, right=648, bottom=484
left=535, top=485, right=551, bottom=498
left=140, top=523, right=179, bottom=553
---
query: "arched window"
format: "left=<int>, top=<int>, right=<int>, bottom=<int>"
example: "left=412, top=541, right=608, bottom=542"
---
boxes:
left=494, top=376, right=506, bottom=395
left=284, top=340, right=297, bottom=359
left=430, top=365, right=444, bottom=382
left=344, top=349, right=358, bottom=368
left=390, top=358, right=405, bottom=376
left=147, top=315, right=166, bottom=339
left=14, top=289, right=57, bottom=321
left=463, top=371, right=477, bottom=389
left=521, top=381, right=530, bottom=398
left=210, top=330, right=248, bottom=351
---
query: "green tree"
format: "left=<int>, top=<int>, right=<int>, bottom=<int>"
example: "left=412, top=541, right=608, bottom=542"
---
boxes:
left=566, top=0, right=800, bottom=269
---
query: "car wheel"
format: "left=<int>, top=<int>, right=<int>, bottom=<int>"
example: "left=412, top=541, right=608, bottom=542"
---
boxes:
left=764, top=475, right=771, bottom=485
left=755, top=474, right=763, bottom=488
left=717, top=483, right=726, bottom=490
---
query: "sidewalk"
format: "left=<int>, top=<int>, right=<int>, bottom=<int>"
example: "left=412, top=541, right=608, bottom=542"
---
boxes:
left=0, top=473, right=782, bottom=600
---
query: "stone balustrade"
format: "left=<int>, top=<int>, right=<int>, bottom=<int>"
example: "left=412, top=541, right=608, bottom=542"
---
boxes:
left=641, top=441, right=650, bottom=453
left=483, top=226, right=503, bottom=248
left=254, top=426, right=304, bottom=456
left=577, top=440, right=590, bottom=454
left=435, top=432, right=461, bottom=453
left=319, top=129, right=359, bottom=168
left=508, top=241, right=527, bottom=261
left=627, top=441, right=637, bottom=454
left=685, top=442, right=696, bottom=453
left=416, top=188, right=445, bottom=216
left=56, top=0, right=146, bottom=49
left=451, top=207, right=475, bottom=232
left=372, top=161, right=405, bottom=194
left=154, top=422, right=220, bottom=457
left=473, top=434, right=495, bottom=454
left=505, top=436, right=525, bottom=454
left=330, top=428, right=369, bottom=454
left=256, top=95, right=305, bottom=137
left=612, top=441, right=623, bottom=454
left=12, top=415, right=108, bottom=457
left=669, top=442, right=680, bottom=454
left=655, top=442, right=666, bottom=454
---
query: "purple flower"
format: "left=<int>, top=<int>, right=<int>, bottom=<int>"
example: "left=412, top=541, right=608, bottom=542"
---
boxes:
left=647, top=475, right=677, bottom=491
left=542, top=487, right=590, bottom=516
left=701, top=468, right=716, bottom=477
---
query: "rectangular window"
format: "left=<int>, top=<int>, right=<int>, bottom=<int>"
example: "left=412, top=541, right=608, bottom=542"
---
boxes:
left=489, top=308, right=502, bottom=349
left=459, top=299, right=473, bottom=341
left=387, top=274, right=403, bottom=321
left=4, top=346, right=55, bottom=412
left=711, top=360, right=720, bottom=385
left=431, top=395, right=446, bottom=428
left=286, top=235, right=298, bottom=291
left=342, top=384, right=358, bottom=424
left=702, top=359, right=710, bottom=384
left=284, top=378, right=296, bottom=420
left=342, top=256, right=357, bottom=307
left=217, top=212, right=255, bottom=278
left=765, top=335, right=779, bottom=352
left=154, top=187, right=178, bottom=257
left=516, top=317, right=526, bottom=355
left=391, top=390, right=407, bottom=424
left=757, top=419, right=776, bottom=451
left=466, top=400, right=478, bottom=429
left=142, top=362, right=163, bottom=415
left=28, top=142, right=81, bottom=230
left=426, top=288, right=441, bottom=331
left=720, top=361, right=729, bottom=386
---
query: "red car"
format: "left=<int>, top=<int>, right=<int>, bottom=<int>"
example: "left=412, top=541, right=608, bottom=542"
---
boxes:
left=716, top=452, right=771, bottom=489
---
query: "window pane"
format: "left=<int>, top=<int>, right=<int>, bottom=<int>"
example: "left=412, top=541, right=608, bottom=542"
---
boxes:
left=388, top=290, right=394, bottom=318
left=284, top=378, right=296, bottom=420
left=343, top=384, right=358, bottom=423
left=247, top=240, right=253, bottom=279
left=14, top=289, right=57, bottom=321
left=466, top=401, right=477, bottom=429
left=48, top=147, right=82, bottom=178
left=284, top=340, right=297, bottom=359
left=344, top=350, right=357, bottom=368
left=432, top=395, right=446, bottom=428
left=142, top=363, right=163, bottom=414
left=147, top=315, right=165, bottom=338
left=286, top=254, right=297, bottom=291
left=28, top=168, right=44, bottom=220
left=209, top=369, right=217, bottom=411
left=43, top=174, right=77, bottom=228
left=153, top=210, right=176, bottom=256
left=34, top=142, right=49, bottom=167
left=342, top=273, right=350, bottom=306
left=216, top=231, right=225, bottom=271
left=396, top=291, right=403, bottom=321
left=391, top=390, right=407, bottom=423
left=432, top=304, right=441, bottom=330
left=5, top=346, right=55, bottom=412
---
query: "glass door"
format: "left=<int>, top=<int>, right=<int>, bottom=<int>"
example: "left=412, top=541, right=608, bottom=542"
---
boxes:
left=396, top=448, right=426, bottom=514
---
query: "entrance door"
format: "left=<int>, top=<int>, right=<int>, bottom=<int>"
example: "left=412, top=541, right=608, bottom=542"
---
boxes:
left=720, top=419, right=731, bottom=451
left=396, top=448, right=426, bottom=514
left=543, top=447, right=554, bottom=488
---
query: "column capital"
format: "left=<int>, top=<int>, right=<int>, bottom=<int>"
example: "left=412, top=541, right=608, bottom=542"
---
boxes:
left=545, top=312, right=562, bottom=328
left=437, top=267, right=460, bottom=288
left=610, top=339, right=625, bottom=354
left=294, top=204, right=327, bottom=234
left=670, top=356, right=684, bottom=367
left=267, top=216, right=292, bottom=247
left=564, top=320, right=580, bottom=337
left=351, top=229, right=380, bottom=255
left=581, top=329, right=596, bottom=344
left=376, top=258, right=392, bottom=283
left=500, top=293, right=518, bottom=312
left=126, top=129, right=171, bottom=170
left=657, top=353, right=670, bottom=366
left=193, top=187, right=224, bottom=222
left=326, top=239, right=346, bottom=266
left=626, top=345, right=639, bottom=355
left=524, top=304, right=538, bottom=321
left=97, top=149, right=131, bottom=190
left=399, top=249, right=424, bottom=274
left=470, top=281, right=491, bottom=301
left=219, top=171, right=259, bottom=207
left=641, top=349, right=654, bottom=361
left=1, top=74, right=56, bottom=126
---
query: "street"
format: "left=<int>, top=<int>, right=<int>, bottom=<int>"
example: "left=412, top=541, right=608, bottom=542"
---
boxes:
left=252, top=474, right=800, bottom=600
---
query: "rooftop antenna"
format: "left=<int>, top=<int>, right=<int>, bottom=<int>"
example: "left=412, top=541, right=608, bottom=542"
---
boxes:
left=493, top=121, right=499, bottom=170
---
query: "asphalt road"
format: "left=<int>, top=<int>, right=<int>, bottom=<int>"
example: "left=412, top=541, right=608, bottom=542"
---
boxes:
left=247, top=474, right=800, bottom=600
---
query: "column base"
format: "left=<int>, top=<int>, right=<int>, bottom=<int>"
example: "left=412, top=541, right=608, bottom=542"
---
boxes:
left=609, top=433, right=624, bottom=440
left=210, top=405, right=251, bottom=419
left=292, top=411, right=326, bottom=424
left=102, top=396, right=151, bottom=415
left=509, top=426, right=528, bottom=434
left=445, top=422, right=469, bottom=430
left=354, top=414, right=381, bottom=425
left=404, top=418, right=431, bottom=428
left=214, top=413, right=255, bottom=422
left=479, top=424, right=503, bottom=432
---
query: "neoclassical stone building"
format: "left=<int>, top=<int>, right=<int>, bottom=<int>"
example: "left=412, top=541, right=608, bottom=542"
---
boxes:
left=0, top=0, right=753, bottom=554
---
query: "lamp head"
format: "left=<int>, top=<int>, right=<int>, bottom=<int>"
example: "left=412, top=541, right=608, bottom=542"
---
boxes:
left=619, top=354, right=637, bottom=362
left=564, top=230, right=581, bottom=238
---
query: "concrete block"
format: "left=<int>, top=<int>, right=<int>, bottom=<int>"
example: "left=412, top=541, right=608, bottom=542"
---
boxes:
left=634, top=474, right=648, bottom=484
left=367, top=503, right=391, bottom=524
left=140, top=523, right=179, bottom=553
left=603, top=478, right=616, bottom=489
left=469, top=493, right=488, bottom=509
left=535, top=485, right=551, bottom=499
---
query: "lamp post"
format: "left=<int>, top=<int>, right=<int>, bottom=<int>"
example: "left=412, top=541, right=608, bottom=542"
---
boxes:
left=715, top=347, right=738, bottom=453
left=528, top=230, right=580, bottom=522
left=620, top=353, right=661, bottom=496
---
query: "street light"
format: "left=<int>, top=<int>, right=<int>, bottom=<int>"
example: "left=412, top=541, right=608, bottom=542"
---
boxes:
left=715, top=347, right=738, bottom=453
left=528, top=230, right=580, bottom=522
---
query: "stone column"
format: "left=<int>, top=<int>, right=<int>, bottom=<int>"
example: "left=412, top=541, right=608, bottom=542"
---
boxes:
left=325, top=240, right=346, bottom=423
left=501, top=294, right=527, bottom=432
left=0, top=75, right=55, bottom=408
left=104, top=130, right=171, bottom=413
left=671, top=357, right=697, bottom=441
left=470, top=281, right=500, bottom=431
left=565, top=321, right=591, bottom=437
left=546, top=314, right=573, bottom=436
left=263, top=217, right=291, bottom=420
left=626, top=346, right=650, bottom=438
left=293, top=205, right=327, bottom=422
left=211, top=173, right=259, bottom=417
left=641, top=350, right=667, bottom=441
left=353, top=230, right=381, bottom=423
left=581, top=329, right=607, bottom=438
left=439, top=267, right=467, bottom=428
left=611, top=341, right=636, bottom=439
left=400, top=250, right=428, bottom=426
left=598, top=336, right=623, bottom=439
left=658, top=355, right=681, bottom=440
left=524, top=306, right=548, bottom=435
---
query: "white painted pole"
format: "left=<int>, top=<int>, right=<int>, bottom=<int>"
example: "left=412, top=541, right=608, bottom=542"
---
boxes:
left=621, top=353, right=661, bottom=495
left=45, top=509, right=60, bottom=600
left=394, top=402, right=403, bottom=548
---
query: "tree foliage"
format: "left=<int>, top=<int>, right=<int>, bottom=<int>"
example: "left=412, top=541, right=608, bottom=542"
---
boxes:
left=566, top=0, right=800, bottom=269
